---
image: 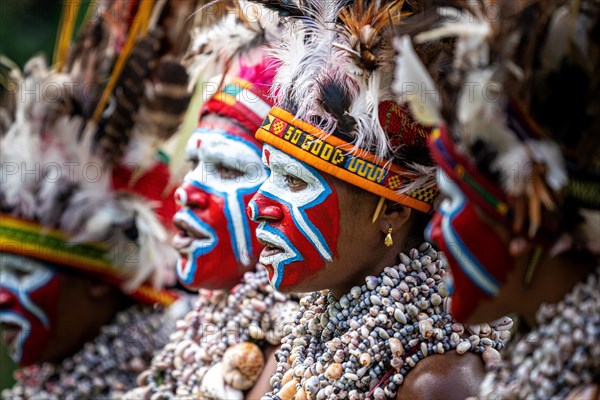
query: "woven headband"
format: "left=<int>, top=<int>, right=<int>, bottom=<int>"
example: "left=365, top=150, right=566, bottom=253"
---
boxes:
left=0, top=214, right=179, bottom=306
left=256, top=107, right=437, bottom=213
left=201, top=78, right=272, bottom=136
left=429, top=126, right=511, bottom=222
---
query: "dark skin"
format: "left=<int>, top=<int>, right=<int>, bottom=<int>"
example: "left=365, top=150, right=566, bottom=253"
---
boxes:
left=254, top=174, right=414, bottom=297
left=37, top=270, right=130, bottom=364
left=452, top=216, right=600, bottom=399
left=397, top=352, right=487, bottom=400
left=254, top=176, right=487, bottom=399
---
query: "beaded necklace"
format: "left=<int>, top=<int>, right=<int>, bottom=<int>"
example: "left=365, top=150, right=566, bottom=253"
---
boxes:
left=1, top=305, right=173, bottom=400
left=128, top=268, right=299, bottom=399
left=480, top=266, right=600, bottom=399
left=263, top=243, right=512, bottom=400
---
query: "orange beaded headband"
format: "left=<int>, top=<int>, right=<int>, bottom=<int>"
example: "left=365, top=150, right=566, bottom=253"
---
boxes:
left=256, top=107, right=437, bottom=213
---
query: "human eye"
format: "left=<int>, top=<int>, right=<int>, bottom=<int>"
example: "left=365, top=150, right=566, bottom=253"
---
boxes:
left=186, top=156, right=199, bottom=170
left=2, top=262, right=32, bottom=281
left=216, top=163, right=244, bottom=180
left=284, top=174, right=307, bottom=191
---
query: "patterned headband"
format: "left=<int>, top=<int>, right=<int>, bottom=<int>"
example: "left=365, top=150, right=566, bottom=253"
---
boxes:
left=0, top=214, right=179, bottom=306
left=256, top=106, right=437, bottom=213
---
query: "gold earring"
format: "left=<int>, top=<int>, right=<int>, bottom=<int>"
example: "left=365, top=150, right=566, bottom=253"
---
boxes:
left=384, top=227, right=393, bottom=247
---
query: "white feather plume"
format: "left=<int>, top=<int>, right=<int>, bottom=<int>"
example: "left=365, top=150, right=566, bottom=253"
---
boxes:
left=186, top=1, right=280, bottom=90
left=271, top=0, right=352, bottom=136
left=0, top=56, right=178, bottom=295
left=393, top=35, right=442, bottom=127
left=415, top=6, right=491, bottom=71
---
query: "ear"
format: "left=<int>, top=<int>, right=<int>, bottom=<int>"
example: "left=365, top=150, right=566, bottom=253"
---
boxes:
left=377, top=200, right=411, bottom=236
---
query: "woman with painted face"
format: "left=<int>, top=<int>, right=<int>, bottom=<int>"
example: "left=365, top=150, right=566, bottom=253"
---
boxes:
left=396, top=1, right=600, bottom=398
left=248, top=1, right=511, bottom=399
left=0, top=2, right=195, bottom=398
left=126, top=4, right=299, bottom=399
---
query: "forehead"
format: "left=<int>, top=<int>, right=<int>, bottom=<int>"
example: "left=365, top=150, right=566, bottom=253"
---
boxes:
left=262, top=144, right=328, bottom=182
left=186, top=128, right=262, bottom=160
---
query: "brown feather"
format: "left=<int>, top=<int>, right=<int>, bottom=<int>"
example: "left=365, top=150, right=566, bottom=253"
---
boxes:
left=338, top=0, right=406, bottom=70
left=95, top=28, right=164, bottom=166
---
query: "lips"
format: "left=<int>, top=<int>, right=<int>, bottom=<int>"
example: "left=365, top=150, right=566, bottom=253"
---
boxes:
left=172, top=211, right=214, bottom=252
left=258, top=238, right=284, bottom=256
left=256, top=226, right=291, bottom=267
left=0, top=323, right=21, bottom=347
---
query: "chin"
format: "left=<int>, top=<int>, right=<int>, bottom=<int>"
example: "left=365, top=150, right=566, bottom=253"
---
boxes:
left=272, top=275, right=328, bottom=295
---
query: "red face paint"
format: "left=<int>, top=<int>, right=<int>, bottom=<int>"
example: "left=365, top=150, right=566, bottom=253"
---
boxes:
left=426, top=172, right=515, bottom=323
left=0, top=256, right=60, bottom=366
left=173, top=129, right=267, bottom=290
left=248, top=145, right=340, bottom=291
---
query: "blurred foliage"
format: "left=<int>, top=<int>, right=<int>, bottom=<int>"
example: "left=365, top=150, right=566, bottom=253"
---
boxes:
left=1, top=340, right=16, bottom=391
left=0, top=0, right=62, bottom=67
left=0, top=0, right=95, bottom=68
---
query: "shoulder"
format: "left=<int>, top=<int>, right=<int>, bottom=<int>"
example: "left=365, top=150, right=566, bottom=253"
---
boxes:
left=395, top=351, right=486, bottom=400
left=566, top=384, right=600, bottom=400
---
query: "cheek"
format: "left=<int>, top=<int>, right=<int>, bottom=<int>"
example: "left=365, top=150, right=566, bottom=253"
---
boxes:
left=182, top=190, right=261, bottom=290
left=304, top=177, right=340, bottom=259
left=201, top=193, right=228, bottom=227
left=427, top=203, right=515, bottom=322
left=276, top=179, right=340, bottom=289
left=2, top=273, right=61, bottom=365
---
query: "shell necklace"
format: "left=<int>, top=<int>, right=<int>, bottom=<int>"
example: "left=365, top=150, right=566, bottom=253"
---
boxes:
left=480, top=266, right=600, bottom=399
left=129, top=268, right=299, bottom=400
left=2, top=305, right=173, bottom=400
left=263, top=243, right=512, bottom=400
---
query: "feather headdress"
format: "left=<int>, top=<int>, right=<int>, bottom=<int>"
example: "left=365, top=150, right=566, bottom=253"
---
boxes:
left=0, top=1, right=200, bottom=305
left=184, top=0, right=281, bottom=89
left=253, top=0, right=438, bottom=213
left=395, top=0, right=600, bottom=253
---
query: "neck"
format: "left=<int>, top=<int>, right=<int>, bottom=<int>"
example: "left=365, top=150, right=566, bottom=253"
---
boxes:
left=330, top=242, right=418, bottom=299
left=519, top=250, right=597, bottom=327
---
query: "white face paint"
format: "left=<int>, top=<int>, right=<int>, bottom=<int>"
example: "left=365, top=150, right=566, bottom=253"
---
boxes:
left=256, top=144, right=334, bottom=258
left=249, top=144, right=340, bottom=290
left=173, top=129, right=268, bottom=288
left=0, top=255, right=59, bottom=364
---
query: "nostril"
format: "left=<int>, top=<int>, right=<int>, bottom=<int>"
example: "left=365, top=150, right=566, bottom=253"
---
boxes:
left=261, top=205, right=284, bottom=220
left=188, top=191, right=209, bottom=209
left=248, top=194, right=284, bottom=221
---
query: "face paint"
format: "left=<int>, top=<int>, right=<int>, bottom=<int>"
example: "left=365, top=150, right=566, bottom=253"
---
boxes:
left=172, top=129, right=267, bottom=290
left=0, top=255, right=60, bottom=365
left=248, top=144, right=340, bottom=290
left=426, top=170, right=515, bottom=322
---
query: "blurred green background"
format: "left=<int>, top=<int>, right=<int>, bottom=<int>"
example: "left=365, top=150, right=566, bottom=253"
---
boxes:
left=0, top=0, right=62, bottom=67
left=1, top=342, right=15, bottom=391
left=1, top=0, right=62, bottom=390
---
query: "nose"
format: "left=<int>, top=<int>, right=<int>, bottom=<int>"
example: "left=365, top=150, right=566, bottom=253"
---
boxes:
left=175, top=183, right=210, bottom=209
left=0, top=288, right=15, bottom=308
left=247, top=192, right=284, bottom=222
